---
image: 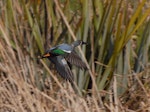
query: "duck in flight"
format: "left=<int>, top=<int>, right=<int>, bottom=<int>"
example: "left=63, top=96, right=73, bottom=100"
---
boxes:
left=41, top=40, right=87, bottom=82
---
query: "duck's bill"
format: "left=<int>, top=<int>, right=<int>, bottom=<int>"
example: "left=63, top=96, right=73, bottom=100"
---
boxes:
left=82, top=41, right=88, bottom=45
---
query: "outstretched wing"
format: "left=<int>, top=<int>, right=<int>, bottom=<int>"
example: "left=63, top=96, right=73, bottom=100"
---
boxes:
left=49, top=44, right=72, bottom=55
left=48, top=56, right=74, bottom=82
left=66, top=51, right=87, bottom=69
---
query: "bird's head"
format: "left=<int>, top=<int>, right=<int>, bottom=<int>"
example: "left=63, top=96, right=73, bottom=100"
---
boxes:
left=72, top=40, right=87, bottom=47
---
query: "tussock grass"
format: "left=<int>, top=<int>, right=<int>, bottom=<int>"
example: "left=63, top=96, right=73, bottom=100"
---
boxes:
left=0, top=0, right=150, bottom=111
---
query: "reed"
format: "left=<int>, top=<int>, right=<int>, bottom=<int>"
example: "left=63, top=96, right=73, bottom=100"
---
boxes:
left=0, top=0, right=150, bottom=111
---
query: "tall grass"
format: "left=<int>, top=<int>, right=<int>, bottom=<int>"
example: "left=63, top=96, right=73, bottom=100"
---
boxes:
left=0, top=0, right=150, bottom=111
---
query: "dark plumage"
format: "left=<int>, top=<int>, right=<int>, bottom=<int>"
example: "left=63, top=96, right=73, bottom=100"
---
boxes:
left=41, top=40, right=87, bottom=82
left=66, top=51, right=87, bottom=69
left=48, top=56, right=74, bottom=82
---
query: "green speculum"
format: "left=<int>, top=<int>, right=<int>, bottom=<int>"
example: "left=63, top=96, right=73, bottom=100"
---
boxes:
left=52, top=49, right=66, bottom=55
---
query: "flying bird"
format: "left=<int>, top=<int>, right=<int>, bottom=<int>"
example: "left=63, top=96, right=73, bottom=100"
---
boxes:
left=41, top=40, right=87, bottom=82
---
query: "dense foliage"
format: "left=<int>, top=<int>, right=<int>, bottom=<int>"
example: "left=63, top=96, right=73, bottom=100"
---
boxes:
left=0, top=0, right=150, bottom=111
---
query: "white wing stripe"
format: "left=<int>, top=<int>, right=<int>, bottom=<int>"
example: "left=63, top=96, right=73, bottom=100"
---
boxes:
left=62, top=49, right=71, bottom=53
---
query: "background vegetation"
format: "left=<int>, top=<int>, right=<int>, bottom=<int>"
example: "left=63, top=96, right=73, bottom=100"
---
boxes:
left=0, top=0, right=150, bottom=111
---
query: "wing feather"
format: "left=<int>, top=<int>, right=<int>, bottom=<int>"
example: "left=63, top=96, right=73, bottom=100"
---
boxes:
left=48, top=56, right=74, bottom=82
left=66, top=51, right=87, bottom=69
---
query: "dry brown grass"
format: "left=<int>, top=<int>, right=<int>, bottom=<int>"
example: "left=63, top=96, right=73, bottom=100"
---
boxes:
left=0, top=41, right=150, bottom=111
left=0, top=0, right=150, bottom=112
